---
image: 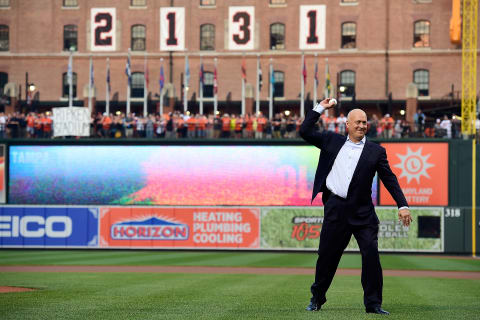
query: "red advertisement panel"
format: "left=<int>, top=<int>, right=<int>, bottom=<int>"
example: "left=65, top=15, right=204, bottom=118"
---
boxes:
left=379, top=143, right=448, bottom=206
left=99, top=207, right=260, bottom=248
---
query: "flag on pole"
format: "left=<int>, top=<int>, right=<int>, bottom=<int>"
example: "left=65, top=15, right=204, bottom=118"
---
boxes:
left=302, top=58, right=307, bottom=86
left=270, top=66, right=275, bottom=95
left=199, top=63, right=204, bottom=85
left=185, top=55, right=190, bottom=88
left=324, top=59, right=331, bottom=98
left=67, top=54, right=73, bottom=86
left=241, top=57, right=247, bottom=79
left=159, top=64, right=165, bottom=91
left=89, top=58, right=94, bottom=87
left=213, top=64, right=218, bottom=94
left=125, top=53, right=132, bottom=87
left=144, top=56, right=149, bottom=88
left=106, top=59, right=111, bottom=93
left=258, top=63, right=263, bottom=91
left=314, top=61, right=318, bottom=87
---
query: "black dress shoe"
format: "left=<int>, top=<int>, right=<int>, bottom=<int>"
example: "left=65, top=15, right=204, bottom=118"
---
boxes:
left=306, top=298, right=321, bottom=311
left=366, top=307, right=390, bottom=315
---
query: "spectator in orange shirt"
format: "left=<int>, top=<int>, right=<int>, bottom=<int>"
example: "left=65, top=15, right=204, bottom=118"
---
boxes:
left=101, top=113, right=112, bottom=138
left=197, top=114, right=207, bottom=138
left=382, top=114, right=394, bottom=138
left=33, top=114, right=43, bottom=138
left=42, top=114, right=53, bottom=138
left=235, top=115, right=243, bottom=138
left=26, top=113, right=36, bottom=138
left=186, top=115, right=197, bottom=138
left=256, top=113, right=266, bottom=139
left=221, top=113, right=231, bottom=138
left=245, top=114, right=254, bottom=138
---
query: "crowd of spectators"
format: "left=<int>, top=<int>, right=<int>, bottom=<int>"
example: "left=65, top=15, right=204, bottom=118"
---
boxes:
left=0, top=110, right=478, bottom=140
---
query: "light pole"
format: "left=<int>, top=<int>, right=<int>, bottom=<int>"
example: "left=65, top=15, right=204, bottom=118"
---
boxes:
left=25, top=72, right=35, bottom=107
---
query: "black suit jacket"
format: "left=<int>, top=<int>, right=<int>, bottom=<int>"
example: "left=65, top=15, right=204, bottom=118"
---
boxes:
left=300, top=110, right=408, bottom=224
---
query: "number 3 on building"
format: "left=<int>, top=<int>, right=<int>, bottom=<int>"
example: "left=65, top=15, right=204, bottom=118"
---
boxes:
left=91, top=8, right=116, bottom=51
left=229, top=6, right=255, bottom=50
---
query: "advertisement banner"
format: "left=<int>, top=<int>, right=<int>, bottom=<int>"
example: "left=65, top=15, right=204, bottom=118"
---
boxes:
left=379, top=143, right=448, bottom=206
left=99, top=207, right=260, bottom=249
left=261, top=207, right=443, bottom=252
left=0, top=207, right=98, bottom=247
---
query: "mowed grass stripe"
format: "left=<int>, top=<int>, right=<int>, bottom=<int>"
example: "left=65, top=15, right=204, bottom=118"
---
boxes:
left=0, top=250, right=479, bottom=272
left=0, top=272, right=479, bottom=320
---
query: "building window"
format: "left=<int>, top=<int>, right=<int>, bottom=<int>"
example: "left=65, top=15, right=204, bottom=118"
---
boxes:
left=273, top=71, right=284, bottom=98
left=414, top=20, right=430, bottom=47
left=0, top=25, right=8, bottom=51
left=270, top=23, right=285, bottom=50
left=131, top=0, right=146, bottom=6
left=200, top=0, right=216, bottom=5
left=414, top=69, right=429, bottom=96
left=341, top=0, right=357, bottom=3
left=203, top=72, right=214, bottom=98
left=270, top=0, right=286, bottom=4
left=63, top=0, right=78, bottom=7
left=200, top=24, right=215, bottom=51
left=341, top=22, right=356, bottom=49
left=0, top=0, right=10, bottom=7
left=63, top=25, right=77, bottom=51
left=0, top=72, right=7, bottom=96
left=339, top=70, right=355, bottom=98
left=62, top=72, right=77, bottom=98
left=131, top=25, right=146, bottom=51
left=132, top=72, right=145, bottom=98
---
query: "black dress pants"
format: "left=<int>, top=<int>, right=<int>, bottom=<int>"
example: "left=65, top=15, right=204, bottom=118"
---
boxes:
left=310, top=195, right=383, bottom=309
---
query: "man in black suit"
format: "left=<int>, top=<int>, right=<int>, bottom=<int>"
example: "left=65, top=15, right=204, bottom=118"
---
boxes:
left=300, top=98, right=412, bottom=315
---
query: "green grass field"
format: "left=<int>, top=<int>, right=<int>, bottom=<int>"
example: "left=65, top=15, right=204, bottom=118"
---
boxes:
left=0, top=250, right=479, bottom=320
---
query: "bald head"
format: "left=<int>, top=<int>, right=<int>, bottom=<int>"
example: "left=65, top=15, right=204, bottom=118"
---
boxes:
left=347, top=108, right=367, bottom=121
left=346, top=108, right=368, bottom=143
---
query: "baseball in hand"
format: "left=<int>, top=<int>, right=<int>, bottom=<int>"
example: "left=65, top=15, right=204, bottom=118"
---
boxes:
left=329, top=98, right=337, bottom=105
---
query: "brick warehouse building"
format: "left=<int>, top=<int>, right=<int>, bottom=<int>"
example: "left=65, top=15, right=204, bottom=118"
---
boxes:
left=0, top=0, right=475, bottom=120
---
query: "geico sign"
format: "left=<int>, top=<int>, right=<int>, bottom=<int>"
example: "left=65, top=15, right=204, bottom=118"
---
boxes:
left=0, top=216, right=72, bottom=238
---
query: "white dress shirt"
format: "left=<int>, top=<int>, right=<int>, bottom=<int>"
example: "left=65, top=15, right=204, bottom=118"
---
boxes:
left=326, top=136, right=365, bottom=198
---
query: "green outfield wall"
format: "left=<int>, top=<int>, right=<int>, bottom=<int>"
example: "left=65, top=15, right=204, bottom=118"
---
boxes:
left=1, top=138, right=478, bottom=254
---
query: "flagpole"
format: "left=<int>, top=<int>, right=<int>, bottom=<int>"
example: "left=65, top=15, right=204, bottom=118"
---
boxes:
left=256, top=54, right=260, bottom=115
left=324, top=57, right=329, bottom=117
left=301, top=52, right=305, bottom=117
left=144, top=53, right=148, bottom=116
left=159, top=58, right=164, bottom=116
left=214, top=57, right=218, bottom=116
left=106, top=58, right=110, bottom=115
left=184, top=54, right=188, bottom=113
left=269, top=58, right=273, bottom=120
left=126, top=48, right=131, bottom=115
left=313, top=53, right=318, bottom=107
left=241, top=54, right=246, bottom=116
left=88, top=56, right=93, bottom=113
left=199, top=55, right=203, bottom=115
left=68, top=49, right=73, bottom=107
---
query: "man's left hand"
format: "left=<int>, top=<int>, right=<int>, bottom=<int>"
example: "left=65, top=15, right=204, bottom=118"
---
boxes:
left=398, top=208, right=412, bottom=227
